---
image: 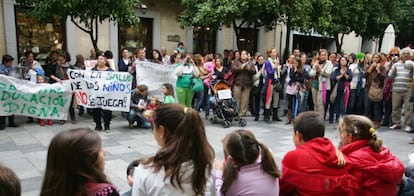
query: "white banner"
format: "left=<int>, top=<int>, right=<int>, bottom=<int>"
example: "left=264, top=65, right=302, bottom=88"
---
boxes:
left=0, top=75, right=72, bottom=120
left=136, top=61, right=177, bottom=98
left=68, top=69, right=133, bottom=112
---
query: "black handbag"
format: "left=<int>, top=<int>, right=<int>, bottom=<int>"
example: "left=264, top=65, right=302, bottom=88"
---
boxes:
left=274, top=82, right=283, bottom=92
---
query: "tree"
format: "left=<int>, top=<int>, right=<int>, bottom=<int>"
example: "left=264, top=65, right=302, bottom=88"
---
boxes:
left=393, top=0, right=414, bottom=47
left=16, top=0, right=141, bottom=52
left=180, top=0, right=280, bottom=51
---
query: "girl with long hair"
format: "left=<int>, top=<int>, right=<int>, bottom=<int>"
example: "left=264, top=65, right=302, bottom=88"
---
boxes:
left=331, top=56, right=352, bottom=122
left=285, top=57, right=306, bottom=124
left=40, top=128, right=118, bottom=196
left=161, top=83, right=176, bottom=104
left=364, top=53, right=386, bottom=128
left=132, top=104, right=215, bottom=195
left=215, top=129, right=280, bottom=195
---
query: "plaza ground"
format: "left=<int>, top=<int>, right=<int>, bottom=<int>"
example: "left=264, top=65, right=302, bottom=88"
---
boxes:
left=0, top=112, right=412, bottom=196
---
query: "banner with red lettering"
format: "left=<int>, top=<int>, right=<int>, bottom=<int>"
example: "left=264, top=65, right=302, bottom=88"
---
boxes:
left=68, top=69, right=133, bottom=112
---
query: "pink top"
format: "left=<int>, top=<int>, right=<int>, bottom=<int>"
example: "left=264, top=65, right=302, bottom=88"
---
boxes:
left=215, top=155, right=280, bottom=196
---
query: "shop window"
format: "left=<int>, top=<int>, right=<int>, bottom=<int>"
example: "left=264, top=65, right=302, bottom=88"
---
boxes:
left=193, top=27, right=216, bottom=54
left=15, top=6, right=66, bottom=64
left=118, top=17, right=153, bottom=58
left=238, top=28, right=258, bottom=53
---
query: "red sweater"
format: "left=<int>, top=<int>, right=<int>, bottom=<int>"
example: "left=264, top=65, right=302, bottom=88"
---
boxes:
left=340, top=139, right=404, bottom=196
left=280, top=138, right=351, bottom=196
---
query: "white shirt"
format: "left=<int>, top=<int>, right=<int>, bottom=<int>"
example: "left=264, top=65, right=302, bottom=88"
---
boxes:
left=132, top=162, right=216, bottom=196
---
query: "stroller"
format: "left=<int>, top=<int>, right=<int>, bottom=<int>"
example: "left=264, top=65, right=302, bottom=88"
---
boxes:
left=209, top=80, right=247, bottom=128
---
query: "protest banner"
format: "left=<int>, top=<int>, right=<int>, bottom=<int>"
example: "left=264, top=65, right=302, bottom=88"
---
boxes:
left=68, top=69, right=133, bottom=112
left=0, top=75, right=72, bottom=120
left=135, top=61, right=177, bottom=98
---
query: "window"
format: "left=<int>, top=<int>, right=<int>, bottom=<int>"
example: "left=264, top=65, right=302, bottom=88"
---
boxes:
left=193, top=27, right=216, bottom=54
left=118, top=17, right=153, bottom=58
left=15, top=6, right=66, bottom=64
left=238, top=28, right=258, bottom=53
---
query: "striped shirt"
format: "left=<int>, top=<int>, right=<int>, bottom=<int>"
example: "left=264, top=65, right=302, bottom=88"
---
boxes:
left=389, top=60, right=414, bottom=92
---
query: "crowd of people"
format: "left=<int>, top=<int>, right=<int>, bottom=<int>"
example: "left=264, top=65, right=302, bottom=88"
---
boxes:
left=1, top=42, right=414, bottom=195
left=0, top=106, right=410, bottom=195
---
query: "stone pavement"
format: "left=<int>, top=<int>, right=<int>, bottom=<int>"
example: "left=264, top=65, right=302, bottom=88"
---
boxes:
left=0, top=112, right=413, bottom=196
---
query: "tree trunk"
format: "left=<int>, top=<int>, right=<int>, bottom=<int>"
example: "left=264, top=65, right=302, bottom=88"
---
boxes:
left=232, top=20, right=241, bottom=50
left=282, top=21, right=291, bottom=63
left=335, top=34, right=345, bottom=54
left=71, top=16, right=100, bottom=52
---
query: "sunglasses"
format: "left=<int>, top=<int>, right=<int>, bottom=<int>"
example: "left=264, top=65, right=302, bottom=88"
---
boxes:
left=391, top=54, right=399, bottom=57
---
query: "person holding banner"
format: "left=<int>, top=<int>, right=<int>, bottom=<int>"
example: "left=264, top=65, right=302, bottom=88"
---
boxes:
left=175, top=54, right=199, bottom=108
left=92, top=52, right=114, bottom=131
left=0, top=54, right=19, bottom=130
left=50, top=52, right=77, bottom=125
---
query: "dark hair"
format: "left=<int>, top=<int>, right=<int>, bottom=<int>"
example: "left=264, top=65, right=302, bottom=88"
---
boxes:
left=348, top=53, right=357, bottom=64
left=151, top=49, right=162, bottom=63
left=312, top=51, right=319, bottom=57
left=162, top=83, right=175, bottom=97
left=339, top=115, right=382, bottom=152
left=170, top=53, right=180, bottom=64
left=293, top=57, right=304, bottom=74
left=104, top=50, right=113, bottom=59
left=2, top=54, right=14, bottom=64
left=294, top=111, right=325, bottom=141
left=24, top=50, right=34, bottom=57
left=141, top=104, right=214, bottom=195
left=126, top=160, right=140, bottom=177
left=339, top=56, right=349, bottom=67
left=193, top=54, right=203, bottom=67
left=57, top=52, right=68, bottom=62
left=121, top=48, right=128, bottom=54
left=40, top=128, right=111, bottom=196
left=221, top=129, right=280, bottom=194
left=178, top=42, right=184, bottom=47
left=0, top=165, right=21, bottom=196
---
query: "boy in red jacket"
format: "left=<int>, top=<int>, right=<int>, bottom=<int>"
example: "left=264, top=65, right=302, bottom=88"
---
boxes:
left=280, top=111, right=351, bottom=196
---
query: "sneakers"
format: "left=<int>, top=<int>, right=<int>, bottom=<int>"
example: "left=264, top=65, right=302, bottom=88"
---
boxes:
left=405, top=126, right=413, bottom=133
left=47, top=120, right=53, bottom=125
left=410, top=138, right=414, bottom=144
left=389, top=124, right=401, bottom=129
left=129, top=123, right=134, bottom=129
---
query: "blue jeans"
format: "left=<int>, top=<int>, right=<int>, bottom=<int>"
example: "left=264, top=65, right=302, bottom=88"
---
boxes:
left=334, top=93, right=346, bottom=121
left=127, top=109, right=151, bottom=129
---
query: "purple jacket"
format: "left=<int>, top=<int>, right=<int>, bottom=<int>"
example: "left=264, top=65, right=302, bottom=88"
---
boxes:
left=216, top=155, right=280, bottom=196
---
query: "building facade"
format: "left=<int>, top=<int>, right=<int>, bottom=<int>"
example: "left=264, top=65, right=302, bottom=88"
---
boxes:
left=1, top=0, right=368, bottom=65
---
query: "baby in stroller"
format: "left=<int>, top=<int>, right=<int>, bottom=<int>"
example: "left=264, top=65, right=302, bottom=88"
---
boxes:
left=210, top=80, right=247, bottom=128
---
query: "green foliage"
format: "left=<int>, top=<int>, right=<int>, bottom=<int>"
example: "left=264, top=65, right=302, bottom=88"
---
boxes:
left=393, top=0, right=414, bottom=46
left=181, top=0, right=280, bottom=28
left=180, top=0, right=281, bottom=49
left=16, top=0, right=141, bottom=51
